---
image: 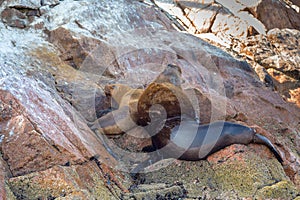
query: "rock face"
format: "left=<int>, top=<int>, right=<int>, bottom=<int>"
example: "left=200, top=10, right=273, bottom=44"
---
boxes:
left=0, top=0, right=299, bottom=199
left=230, top=28, right=300, bottom=107
left=157, top=0, right=300, bottom=44
left=8, top=162, right=125, bottom=199
left=48, top=27, right=107, bottom=70
left=157, top=0, right=300, bottom=108
left=0, top=77, right=117, bottom=176
left=256, top=0, right=300, bottom=30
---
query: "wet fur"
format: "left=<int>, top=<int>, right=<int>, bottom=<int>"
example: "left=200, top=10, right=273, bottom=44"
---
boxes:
left=151, top=121, right=282, bottom=163
left=131, top=121, right=282, bottom=173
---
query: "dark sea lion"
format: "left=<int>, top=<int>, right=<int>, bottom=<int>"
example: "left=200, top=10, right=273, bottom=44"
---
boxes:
left=150, top=120, right=283, bottom=163
left=131, top=119, right=283, bottom=173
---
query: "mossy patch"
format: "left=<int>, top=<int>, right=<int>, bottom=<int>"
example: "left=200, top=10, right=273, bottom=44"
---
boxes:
left=7, top=164, right=120, bottom=199
left=89, top=172, right=119, bottom=200
left=212, top=146, right=290, bottom=198
left=255, top=180, right=299, bottom=199
left=122, top=183, right=186, bottom=200
left=8, top=166, right=76, bottom=199
left=30, top=47, right=87, bottom=80
left=141, top=160, right=237, bottom=199
left=5, top=182, right=17, bottom=200
left=138, top=145, right=298, bottom=199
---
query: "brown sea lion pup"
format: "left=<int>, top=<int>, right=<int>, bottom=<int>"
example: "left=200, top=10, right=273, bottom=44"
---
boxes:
left=91, top=84, right=143, bottom=135
left=91, top=106, right=135, bottom=135
left=104, top=84, right=134, bottom=109
left=150, top=120, right=283, bottom=163
left=137, top=64, right=196, bottom=125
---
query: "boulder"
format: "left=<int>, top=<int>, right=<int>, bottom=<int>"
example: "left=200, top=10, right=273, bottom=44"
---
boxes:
left=48, top=27, right=116, bottom=71
left=1, top=8, right=27, bottom=28
left=0, top=77, right=117, bottom=176
left=256, top=0, right=300, bottom=30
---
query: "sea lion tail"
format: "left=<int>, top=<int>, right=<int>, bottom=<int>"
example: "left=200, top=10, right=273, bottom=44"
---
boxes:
left=253, top=134, right=283, bottom=163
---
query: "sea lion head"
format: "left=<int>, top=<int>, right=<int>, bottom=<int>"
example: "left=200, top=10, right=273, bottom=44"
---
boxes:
left=154, top=64, right=182, bottom=87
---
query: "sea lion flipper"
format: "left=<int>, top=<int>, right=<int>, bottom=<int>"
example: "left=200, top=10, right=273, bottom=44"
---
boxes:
left=253, top=134, right=283, bottom=163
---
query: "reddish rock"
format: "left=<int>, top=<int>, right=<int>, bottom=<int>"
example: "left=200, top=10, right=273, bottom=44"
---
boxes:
left=1, top=8, right=27, bottom=29
left=55, top=77, right=110, bottom=122
left=0, top=0, right=300, bottom=198
left=207, top=144, right=249, bottom=164
left=0, top=77, right=117, bottom=176
left=33, top=21, right=44, bottom=29
left=115, top=48, right=178, bottom=85
left=48, top=27, right=116, bottom=71
left=112, top=126, right=152, bottom=152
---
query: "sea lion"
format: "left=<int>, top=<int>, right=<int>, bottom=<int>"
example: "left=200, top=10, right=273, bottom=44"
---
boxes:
left=153, top=64, right=182, bottom=87
left=137, top=82, right=196, bottom=125
left=104, top=84, right=136, bottom=109
left=91, top=106, right=136, bottom=135
left=150, top=120, right=283, bottom=163
left=137, top=64, right=197, bottom=125
left=91, top=84, right=143, bottom=135
left=93, top=64, right=194, bottom=133
left=130, top=119, right=283, bottom=173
